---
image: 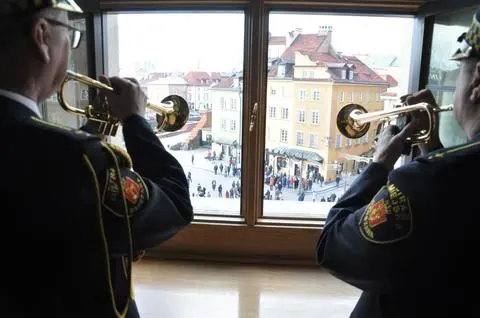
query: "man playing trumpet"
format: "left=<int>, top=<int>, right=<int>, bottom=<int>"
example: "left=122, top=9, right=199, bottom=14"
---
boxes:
left=0, top=1, right=193, bottom=317
left=317, top=8, right=480, bottom=318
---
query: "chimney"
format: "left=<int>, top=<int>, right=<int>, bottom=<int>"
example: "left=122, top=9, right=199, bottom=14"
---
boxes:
left=318, top=25, right=333, bottom=53
left=318, top=25, right=332, bottom=36
left=286, top=28, right=302, bottom=47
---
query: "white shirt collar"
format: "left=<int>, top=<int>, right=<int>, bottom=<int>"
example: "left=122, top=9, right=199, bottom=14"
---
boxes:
left=0, top=88, right=42, bottom=118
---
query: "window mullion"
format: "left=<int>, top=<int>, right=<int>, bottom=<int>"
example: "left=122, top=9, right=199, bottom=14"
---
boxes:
left=241, top=1, right=269, bottom=226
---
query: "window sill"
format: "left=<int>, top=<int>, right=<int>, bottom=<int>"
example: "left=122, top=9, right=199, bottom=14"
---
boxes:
left=192, top=197, right=334, bottom=220
left=145, top=198, right=333, bottom=265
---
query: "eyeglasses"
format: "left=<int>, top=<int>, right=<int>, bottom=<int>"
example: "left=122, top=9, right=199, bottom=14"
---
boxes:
left=43, top=18, right=83, bottom=49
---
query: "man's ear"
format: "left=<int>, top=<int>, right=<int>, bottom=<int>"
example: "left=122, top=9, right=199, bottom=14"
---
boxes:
left=31, top=18, right=51, bottom=64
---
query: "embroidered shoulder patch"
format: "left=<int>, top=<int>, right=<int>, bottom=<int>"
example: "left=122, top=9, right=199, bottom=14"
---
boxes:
left=359, top=183, right=413, bottom=244
left=102, top=167, right=149, bottom=218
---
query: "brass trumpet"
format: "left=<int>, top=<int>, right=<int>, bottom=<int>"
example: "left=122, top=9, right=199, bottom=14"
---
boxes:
left=57, top=70, right=190, bottom=136
left=337, top=102, right=454, bottom=145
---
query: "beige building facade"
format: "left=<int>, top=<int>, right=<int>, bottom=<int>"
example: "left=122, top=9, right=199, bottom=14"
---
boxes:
left=266, top=27, right=389, bottom=181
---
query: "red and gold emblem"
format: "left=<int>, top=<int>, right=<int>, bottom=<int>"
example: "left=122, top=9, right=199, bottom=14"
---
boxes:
left=367, top=199, right=387, bottom=228
left=122, top=177, right=141, bottom=205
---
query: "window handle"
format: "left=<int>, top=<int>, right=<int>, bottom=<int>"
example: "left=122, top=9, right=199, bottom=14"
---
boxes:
left=249, top=102, right=258, bottom=132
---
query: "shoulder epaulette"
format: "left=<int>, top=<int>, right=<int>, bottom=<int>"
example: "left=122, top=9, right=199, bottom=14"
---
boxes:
left=101, top=142, right=133, bottom=169
left=426, top=140, right=480, bottom=161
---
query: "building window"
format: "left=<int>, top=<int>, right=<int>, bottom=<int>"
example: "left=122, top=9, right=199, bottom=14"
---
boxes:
left=269, top=106, right=276, bottom=118
left=359, top=91, right=363, bottom=102
left=312, top=89, right=320, bottom=100
left=366, top=91, right=371, bottom=103
left=230, top=120, right=237, bottom=132
left=298, top=110, right=305, bottom=123
left=339, top=90, right=344, bottom=103
left=349, top=91, right=354, bottom=103
left=336, top=134, right=342, bottom=148
left=312, top=111, right=320, bottom=124
left=296, top=132, right=304, bottom=145
left=221, top=119, right=227, bottom=131
left=220, top=97, right=226, bottom=109
left=299, top=89, right=307, bottom=100
left=271, top=88, right=276, bottom=95
left=310, top=134, right=319, bottom=148
left=280, top=129, right=288, bottom=143
left=101, top=9, right=416, bottom=263
left=230, top=98, right=237, bottom=110
left=348, top=69, right=354, bottom=80
left=281, top=107, right=289, bottom=119
left=425, top=6, right=475, bottom=148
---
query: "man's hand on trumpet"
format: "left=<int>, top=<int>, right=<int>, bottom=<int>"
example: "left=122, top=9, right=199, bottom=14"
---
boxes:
left=400, top=89, right=443, bottom=154
left=97, top=75, right=147, bottom=121
left=372, top=119, right=419, bottom=171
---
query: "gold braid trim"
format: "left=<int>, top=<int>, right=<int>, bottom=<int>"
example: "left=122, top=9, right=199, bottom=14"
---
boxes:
left=83, top=147, right=134, bottom=317
left=102, top=142, right=133, bottom=169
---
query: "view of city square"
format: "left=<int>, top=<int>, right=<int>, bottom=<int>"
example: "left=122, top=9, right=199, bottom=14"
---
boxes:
left=40, top=12, right=423, bottom=217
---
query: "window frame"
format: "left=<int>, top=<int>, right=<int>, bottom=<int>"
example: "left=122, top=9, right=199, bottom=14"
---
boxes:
left=83, top=0, right=460, bottom=264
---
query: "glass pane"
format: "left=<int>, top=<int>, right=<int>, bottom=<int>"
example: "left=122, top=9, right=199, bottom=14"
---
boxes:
left=263, top=13, right=414, bottom=218
left=427, top=6, right=479, bottom=148
left=104, top=12, right=245, bottom=216
left=41, top=18, right=88, bottom=128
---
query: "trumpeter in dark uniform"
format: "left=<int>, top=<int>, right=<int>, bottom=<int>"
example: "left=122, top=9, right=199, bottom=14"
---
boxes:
left=317, top=8, right=480, bottom=318
left=0, top=1, right=193, bottom=317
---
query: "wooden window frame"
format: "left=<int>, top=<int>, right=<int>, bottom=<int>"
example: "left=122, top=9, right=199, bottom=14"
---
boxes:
left=86, top=0, right=448, bottom=265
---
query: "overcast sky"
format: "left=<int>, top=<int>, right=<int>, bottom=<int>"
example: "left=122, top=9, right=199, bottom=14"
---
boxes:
left=113, top=12, right=414, bottom=76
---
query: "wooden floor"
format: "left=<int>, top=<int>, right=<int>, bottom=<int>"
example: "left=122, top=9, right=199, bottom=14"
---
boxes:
left=132, top=259, right=361, bottom=318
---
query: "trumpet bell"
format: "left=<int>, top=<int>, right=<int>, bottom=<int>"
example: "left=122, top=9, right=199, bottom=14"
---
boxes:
left=337, top=103, right=370, bottom=139
left=154, top=95, right=190, bottom=132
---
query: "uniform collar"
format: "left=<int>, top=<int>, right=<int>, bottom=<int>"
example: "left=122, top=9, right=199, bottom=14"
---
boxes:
left=0, top=95, right=40, bottom=120
left=0, top=88, right=41, bottom=118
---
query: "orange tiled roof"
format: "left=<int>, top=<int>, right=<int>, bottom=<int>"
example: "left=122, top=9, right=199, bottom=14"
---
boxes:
left=211, top=77, right=234, bottom=89
left=184, top=71, right=211, bottom=86
left=280, top=34, right=328, bottom=61
left=269, top=33, right=387, bottom=85
left=385, top=74, right=399, bottom=87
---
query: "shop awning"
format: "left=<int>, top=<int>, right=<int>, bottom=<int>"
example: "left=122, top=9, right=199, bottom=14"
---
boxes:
left=271, top=147, right=324, bottom=163
left=213, top=137, right=240, bottom=146
left=340, top=153, right=373, bottom=163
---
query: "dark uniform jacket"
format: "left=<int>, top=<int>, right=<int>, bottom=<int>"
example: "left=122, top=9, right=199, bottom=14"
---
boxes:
left=317, top=137, right=480, bottom=318
left=0, top=96, right=193, bottom=317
